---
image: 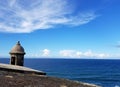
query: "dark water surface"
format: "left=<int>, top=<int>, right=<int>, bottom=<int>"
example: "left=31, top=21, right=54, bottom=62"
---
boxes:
left=1, top=58, right=120, bottom=87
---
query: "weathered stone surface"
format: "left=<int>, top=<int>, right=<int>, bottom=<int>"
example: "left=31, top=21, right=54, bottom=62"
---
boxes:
left=0, top=63, right=46, bottom=75
left=9, top=41, right=25, bottom=54
left=9, top=41, right=25, bottom=66
left=0, top=71, right=101, bottom=87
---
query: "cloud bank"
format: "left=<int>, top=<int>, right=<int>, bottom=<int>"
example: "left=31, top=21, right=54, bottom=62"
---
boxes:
left=59, top=50, right=110, bottom=58
left=26, top=49, right=110, bottom=58
left=0, top=0, right=97, bottom=33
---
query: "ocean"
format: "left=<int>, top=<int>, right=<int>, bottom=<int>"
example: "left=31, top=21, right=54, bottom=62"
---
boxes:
left=1, top=58, right=120, bottom=87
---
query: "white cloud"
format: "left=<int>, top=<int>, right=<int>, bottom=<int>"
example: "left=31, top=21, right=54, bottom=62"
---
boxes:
left=84, top=50, right=94, bottom=57
left=59, top=49, right=110, bottom=58
left=83, top=50, right=110, bottom=58
left=59, top=50, right=75, bottom=57
left=68, top=11, right=97, bottom=26
left=96, top=53, right=110, bottom=58
left=76, top=51, right=83, bottom=57
left=0, top=0, right=97, bottom=33
left=42, top=49, right=50, bottom=57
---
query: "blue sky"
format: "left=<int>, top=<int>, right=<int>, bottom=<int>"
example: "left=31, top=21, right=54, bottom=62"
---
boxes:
left=0, top=0, right=120, bottom=58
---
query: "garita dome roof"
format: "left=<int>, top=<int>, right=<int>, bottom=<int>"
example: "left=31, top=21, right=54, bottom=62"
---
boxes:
left=9, top=41, right=25, bottom=54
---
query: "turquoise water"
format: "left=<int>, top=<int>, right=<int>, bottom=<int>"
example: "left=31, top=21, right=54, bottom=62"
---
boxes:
left=1, top=58, right=120, bottom=87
